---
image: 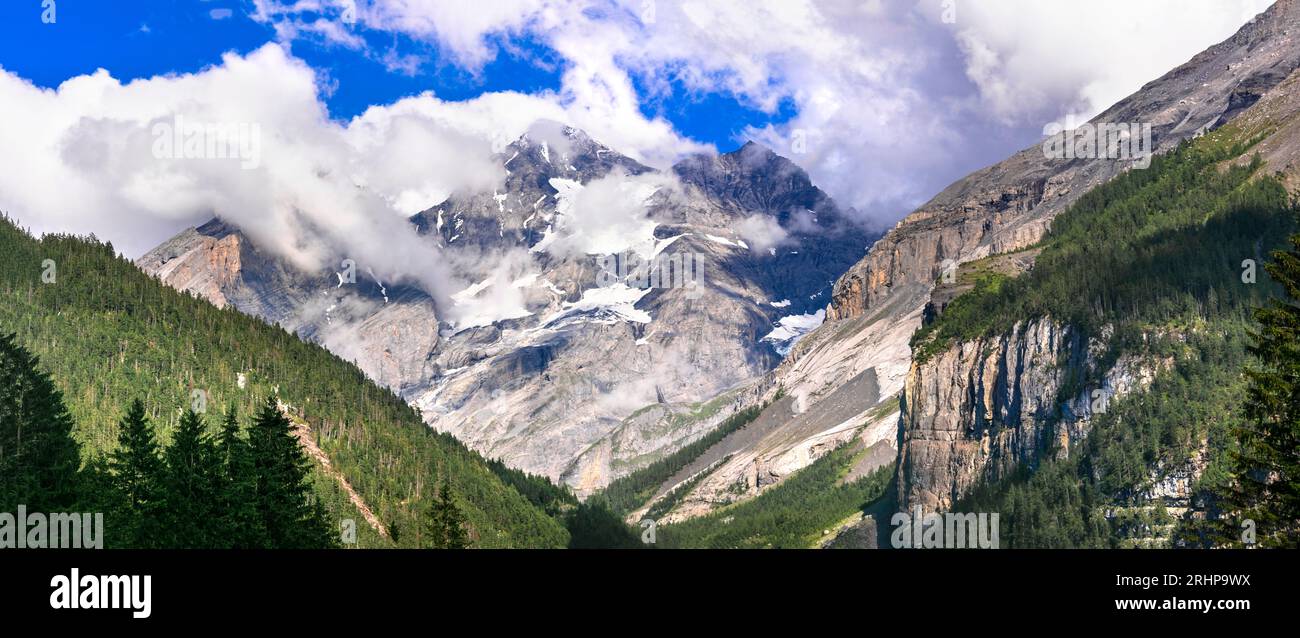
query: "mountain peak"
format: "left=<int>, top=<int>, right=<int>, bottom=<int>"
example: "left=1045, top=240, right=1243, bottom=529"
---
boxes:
left=670, top=139, right=800, bottom=178
left=513, top=120, right=589, bottom=147
left=731, top=140, right=783, bottom=163
left=498, top=120, right=648, bottom=181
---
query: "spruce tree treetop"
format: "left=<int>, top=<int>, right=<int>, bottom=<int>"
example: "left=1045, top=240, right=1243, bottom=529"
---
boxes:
left=108, top=399, right=165, bottom=548
left=161, top=409, right=224, bottom=548
left=249, top=397, right=336, bottom=549
left=1232, top=228, right=1300, bottom=547
left=0, top=333, right=82, bottom=512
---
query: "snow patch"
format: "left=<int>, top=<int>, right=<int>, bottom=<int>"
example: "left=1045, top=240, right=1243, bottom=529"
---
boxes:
left=702, top=233, right=748, bottom=250
left=652, top=234, right=685, bottom=257
left=543, top=284, right=652, bottom=326
left=761, top=309, right=825, bottom=356
left=450, top=277, right=533, bottom=329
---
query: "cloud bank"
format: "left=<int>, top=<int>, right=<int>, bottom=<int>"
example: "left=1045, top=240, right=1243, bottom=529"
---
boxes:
left=0, top=0, right=1274, bottom=309
left=250, top=0, right=1273, bottom=223
left=0, top=41, right=702, bottom=313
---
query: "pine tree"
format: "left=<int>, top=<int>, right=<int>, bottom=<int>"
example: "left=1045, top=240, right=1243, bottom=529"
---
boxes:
left=0, top=333, right=82, bottom=512
left=425, top=477, right=470, bottom=549
left=77, top=455, right=129, bottom=548
left=0, top=216, right=570, bottom=549
left=1231, top=229, right=1300, bottom=547
left=160, top=409, right=224, bottom=547
left=247, top=397, right=335, bottom=548
left=108, top=399, right=165, bottom=548
left=214, top=406, right=265, bottom=548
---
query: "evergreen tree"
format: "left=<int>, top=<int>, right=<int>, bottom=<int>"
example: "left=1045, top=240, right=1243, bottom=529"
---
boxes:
left=107, top=399, right=165, bottom=547
left=160, top=409, right=224, bottom=547
left=77, top=455, right=130, bottom=548
left=1231, top=229, right=1300, bottom=547
left=248, top=397, right=335, bottom=548
left=565, top=502, right=642, bottom=549
left=214, top=406, right=265, bottom=548
left=0, top=333, right=82, bottom=512
left=0, top=215, right=570, bottom=549
left=425, top=477, right=470, bottom=549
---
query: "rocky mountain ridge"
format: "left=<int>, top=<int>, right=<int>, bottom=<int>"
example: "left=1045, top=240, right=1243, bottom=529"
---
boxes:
left=138, top=125, right=878, bottom=494
left=625, top=0, right=1300, bottom=529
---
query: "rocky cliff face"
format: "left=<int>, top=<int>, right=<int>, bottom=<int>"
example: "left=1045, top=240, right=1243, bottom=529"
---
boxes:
left=890, top=1, right=1300, bottom=514
left=897, top=319, right=1164, bottom=511
left=138, top=218, right=440, bottom=394
left=140, top=225, right=245, bottom=309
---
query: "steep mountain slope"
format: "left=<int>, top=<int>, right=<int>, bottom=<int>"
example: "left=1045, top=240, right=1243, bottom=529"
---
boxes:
left=139, top=126, right=876, bottom=494
left=925, top=136, right=1296, bottom=547
left=620, top=0, right=1300, bottom=530
left=829, top=0, right=1300, bottom=326
left=894, top=0, right=1300, bottom=528
left=904, top=134, right=1294, bottom=513
left=0, top=215, right=569, bottom=548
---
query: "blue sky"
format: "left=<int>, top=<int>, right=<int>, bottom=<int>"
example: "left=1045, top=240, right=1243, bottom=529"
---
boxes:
left=0, top=0, right=1271, bottom=258
left=0, top=0, right=789, bottom=150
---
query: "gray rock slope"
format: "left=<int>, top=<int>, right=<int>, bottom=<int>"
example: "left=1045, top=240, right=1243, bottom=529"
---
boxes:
left=138, top=125, right=877, bottom=494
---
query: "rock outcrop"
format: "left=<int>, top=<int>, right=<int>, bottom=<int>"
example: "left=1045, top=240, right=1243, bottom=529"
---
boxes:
left=897, top=320, right=1163, bottom=511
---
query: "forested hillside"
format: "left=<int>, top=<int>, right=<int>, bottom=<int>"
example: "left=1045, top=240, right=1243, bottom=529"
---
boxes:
left=912, top=131, right=1291, bottom=363
left=592, top=401, right=768, bottom=519
left=1, top=341, right=340, bottom=549
left=0, top=216, right=569, bottom=548
left=656, top=441, right=893, bottom=549
left=925, top=124, right=1299, bottom=547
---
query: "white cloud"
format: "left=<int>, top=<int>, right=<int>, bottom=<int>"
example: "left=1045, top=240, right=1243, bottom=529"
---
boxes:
left=536, top=170, right=674, bottom=259
left=735, top=215, right=789, bottom=254
left=0, top=41, right=698, bottom=322
left=0, top=45, right=482, bottom=313
left=344, top=110, right=506, bottom=214
left=447, top=248, right=536, bottom=329
left=251, top=0, right=1270, bottom=223
left=931, top=0, right=1276, bottom=124
left=0, top=0, right=1274, bottom=319
left=360, top=0, right=543, bottom=69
